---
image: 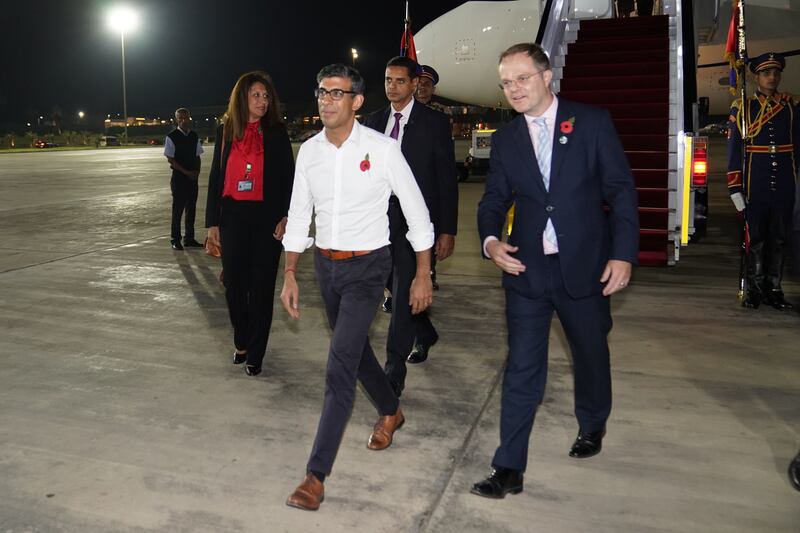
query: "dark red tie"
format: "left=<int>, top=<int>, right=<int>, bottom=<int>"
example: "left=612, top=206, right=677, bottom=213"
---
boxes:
left=389, top=112, right=403, bottom=140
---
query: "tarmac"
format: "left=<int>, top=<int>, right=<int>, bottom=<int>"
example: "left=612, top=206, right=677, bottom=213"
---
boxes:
left=0, top=140, right=798, bottom=532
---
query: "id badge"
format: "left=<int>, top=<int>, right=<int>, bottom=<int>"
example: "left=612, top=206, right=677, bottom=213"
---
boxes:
left=237, top=180, right=253, bottom=192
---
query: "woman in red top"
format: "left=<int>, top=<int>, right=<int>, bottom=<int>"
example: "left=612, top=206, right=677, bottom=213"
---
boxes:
left=205, top=71, right=295, bottom=376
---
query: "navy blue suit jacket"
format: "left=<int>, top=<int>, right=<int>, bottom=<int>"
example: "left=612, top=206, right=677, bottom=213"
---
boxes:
left=477, top=99, right=639, bottom=299
left=364, top=101, right=458, bottom=236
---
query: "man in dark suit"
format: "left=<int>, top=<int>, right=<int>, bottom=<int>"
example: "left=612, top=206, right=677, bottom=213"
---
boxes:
left=364, top=56, right=458, bottom=397
left=472, top=43, right=639, bottom=498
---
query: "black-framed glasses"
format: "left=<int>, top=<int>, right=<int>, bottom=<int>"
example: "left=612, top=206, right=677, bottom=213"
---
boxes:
left=498, top=70, right=546, bottom=90
left=314, top=88, right=358, bottom=101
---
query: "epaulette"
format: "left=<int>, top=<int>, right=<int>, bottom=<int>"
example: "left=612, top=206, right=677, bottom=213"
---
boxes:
left=730, top=99, right=741, bottom=110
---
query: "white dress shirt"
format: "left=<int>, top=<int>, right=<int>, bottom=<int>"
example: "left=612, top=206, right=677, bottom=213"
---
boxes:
left=383, top=98, right=414, bottom=145
left=163, top=128, right=204, bottom=157
left=283, top=120, right=434, bottom=254
left=482, top=96, right=560, bottom=256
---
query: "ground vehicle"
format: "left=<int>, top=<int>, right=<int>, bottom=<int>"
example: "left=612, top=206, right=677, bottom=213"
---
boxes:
left=98, top=135, right=120, bottom=147
left=460, top=129, right=495, bottom=182
left=34, top=139, right=56, bottom=148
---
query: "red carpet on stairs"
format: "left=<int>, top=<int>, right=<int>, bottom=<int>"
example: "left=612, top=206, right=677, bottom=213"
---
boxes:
left=558, top=15, right=671, bottom=266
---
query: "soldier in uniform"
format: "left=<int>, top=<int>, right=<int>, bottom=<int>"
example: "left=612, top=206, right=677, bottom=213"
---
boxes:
left=727, top=52, right=799, bottom=310
left=416, top=64, right=450, bottom=115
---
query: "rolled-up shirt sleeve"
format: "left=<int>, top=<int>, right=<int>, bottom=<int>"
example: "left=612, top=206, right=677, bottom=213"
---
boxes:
left=385, top=142, right=434, bottom=251
left=282, top=148, right=315, bottom=253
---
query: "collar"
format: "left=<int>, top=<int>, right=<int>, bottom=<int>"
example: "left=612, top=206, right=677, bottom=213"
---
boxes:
left=524, top=95, right=558, bottom=126
left=177, top=127, right=191, bottom=135
left=319, top=118, right=362, bottom=147
left=390, top=98, right=415, bottom=120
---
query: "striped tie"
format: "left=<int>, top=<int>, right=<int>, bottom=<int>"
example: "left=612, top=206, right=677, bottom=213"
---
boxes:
left=533, top=117, right=557, bottom=248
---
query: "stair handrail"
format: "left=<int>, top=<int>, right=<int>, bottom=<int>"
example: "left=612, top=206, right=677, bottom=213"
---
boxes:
left=537, top=0, right=569, bottom=57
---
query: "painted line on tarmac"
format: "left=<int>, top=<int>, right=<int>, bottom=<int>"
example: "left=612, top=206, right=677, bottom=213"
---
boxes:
left=416, top=361, right=506, bottom=532
left=0, top=234, right=171, bottom=275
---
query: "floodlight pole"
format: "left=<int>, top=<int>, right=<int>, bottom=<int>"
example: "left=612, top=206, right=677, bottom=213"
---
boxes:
left=120, top=31, right=128, bottom=144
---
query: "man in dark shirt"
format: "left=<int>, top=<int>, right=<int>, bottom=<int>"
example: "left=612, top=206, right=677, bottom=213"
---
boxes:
left=164, top=107, right=204, bottom=250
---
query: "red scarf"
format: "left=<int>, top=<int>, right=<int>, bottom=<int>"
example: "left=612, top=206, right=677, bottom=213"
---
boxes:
left=223, top=121, right=265, bottom=201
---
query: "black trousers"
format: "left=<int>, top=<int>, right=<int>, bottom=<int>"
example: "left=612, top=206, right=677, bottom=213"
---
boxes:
left=219, top=199, right=282, bottom=368
left=493, top=255, right=612, bottom=473
left=170, top=177, right=198, bottom=241
left=384, top=201, right=437, bottom=389
left=747, top=201, right=792, bottom=290
left=307, top=246, right=398, bottom=475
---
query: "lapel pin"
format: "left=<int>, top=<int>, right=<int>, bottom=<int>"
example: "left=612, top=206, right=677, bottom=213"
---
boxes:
left=559, top=135, right=568, bottom=144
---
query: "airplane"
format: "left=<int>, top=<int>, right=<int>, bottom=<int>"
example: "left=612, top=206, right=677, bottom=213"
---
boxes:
left=414, top=0, right=800, bottom=119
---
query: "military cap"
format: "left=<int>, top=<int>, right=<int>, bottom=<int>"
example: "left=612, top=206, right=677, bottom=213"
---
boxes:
left=419, top=65, right=440, bottom=85
left=749, top=52, right=785, bottom=74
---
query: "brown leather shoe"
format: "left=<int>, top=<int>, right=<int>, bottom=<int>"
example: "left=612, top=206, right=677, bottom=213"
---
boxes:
left=286, top=473, right=324, bottom=511
left=367, top=408, right=404, bottom=450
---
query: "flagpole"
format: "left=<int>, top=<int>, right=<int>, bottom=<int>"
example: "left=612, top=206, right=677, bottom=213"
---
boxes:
left=736, top=0, right=749, bottom=302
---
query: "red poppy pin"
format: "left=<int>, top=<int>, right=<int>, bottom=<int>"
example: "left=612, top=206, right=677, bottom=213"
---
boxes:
left=558, top=117, right=575, bottom=144
left=360, top=153, right=371, bottom=171
left=560, top=117, right=575, bottom=134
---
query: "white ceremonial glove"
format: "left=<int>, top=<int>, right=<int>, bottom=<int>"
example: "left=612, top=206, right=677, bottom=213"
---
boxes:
left=731, top=192, right=746, bottom=212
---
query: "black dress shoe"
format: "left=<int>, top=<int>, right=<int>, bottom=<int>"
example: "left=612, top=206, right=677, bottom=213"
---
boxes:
left=183, top=238, right=204, bottom=248
left=764, top=290, right=794, bottom=310
left=470, top=467, right=523, bottom=499
left=569, top=429, right=605, bottom=458
left=245, top=364, right=262, bottom=376
left=407, top=333, right=438, bottom=364
left=789, top=450, right=800, bottom=491
left=381, top=297, right=392, bottom=313
left=171, top=240, right=184, bottom=251
left=233, top=351, right=247, bottom=365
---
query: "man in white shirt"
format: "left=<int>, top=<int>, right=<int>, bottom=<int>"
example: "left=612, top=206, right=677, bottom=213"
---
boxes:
left=280, top=64, right=434, bottom=511
left=163, top=107, right=204, bottom=250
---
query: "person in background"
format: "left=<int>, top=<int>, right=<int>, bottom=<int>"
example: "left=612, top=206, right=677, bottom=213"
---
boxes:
left=364, top=56, right=458, bottom=396
left=164, top=107, right=204, bottom=250
left=726, top=52, right=798, bottom=310
left=205, top=71, right=295, bottom=376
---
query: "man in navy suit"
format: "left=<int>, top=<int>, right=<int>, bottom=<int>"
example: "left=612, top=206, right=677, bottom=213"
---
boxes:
left=471, top=43, right=639, bottom=498
left=364, top=56, right=458, bottom=397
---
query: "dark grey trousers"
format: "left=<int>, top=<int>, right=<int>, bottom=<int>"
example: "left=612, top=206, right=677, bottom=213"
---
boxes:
left=307, top=246, right=399, bottom=475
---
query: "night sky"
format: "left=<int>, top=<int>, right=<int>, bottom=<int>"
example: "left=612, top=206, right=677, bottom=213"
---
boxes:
left=1, top=0, right=504, bottom=125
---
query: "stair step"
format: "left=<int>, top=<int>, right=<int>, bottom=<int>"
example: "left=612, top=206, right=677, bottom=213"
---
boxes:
left=579, top=15, right=669, bottom=30
left=596, top=102, right=668, bottom=119
left=638, top=249, right=669, bottom=266
left=567, top=37, right=669, bottom=54
left=613, top=118, right=669, bottom=135
left=559, top=88, right=668, bottom=104
left=565, top=49, right=669, bottom=65
left=620, top=134, right=668, bottom=151
left=563, top=61, right=668, bottom=78
left=578, top=26, right=669, bottom=39
left=626, top=151, right=669, bottom=169
left=633, top=169, right=669, bottom=188
left=560, top=74, right=669, bottom=91
left=637, top=188, right=669, bottom=207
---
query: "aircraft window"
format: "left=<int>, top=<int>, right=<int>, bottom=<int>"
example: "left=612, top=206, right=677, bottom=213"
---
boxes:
left=718, top=77, right=729, bottom=86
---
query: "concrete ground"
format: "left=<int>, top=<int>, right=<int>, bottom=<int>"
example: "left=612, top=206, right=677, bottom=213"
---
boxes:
left=0, top=139, right=798, bottom=532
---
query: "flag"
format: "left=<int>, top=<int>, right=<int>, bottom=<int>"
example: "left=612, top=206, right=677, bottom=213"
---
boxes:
left=400, top=21, right=417, bottom=61
left=724, top=3, right=742, bottom=95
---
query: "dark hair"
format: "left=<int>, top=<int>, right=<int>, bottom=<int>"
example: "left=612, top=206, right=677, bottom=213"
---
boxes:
left=499, top=43, right=551, bottom=71
left=316, top=64, right=366, bottom=95
left=223, top=70, right=283, bottom=142
left=386, top=56, right=419, bottom=79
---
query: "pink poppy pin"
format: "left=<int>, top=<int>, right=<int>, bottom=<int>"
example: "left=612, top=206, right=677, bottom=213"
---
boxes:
left=360, top=153, right=371, bottom=171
